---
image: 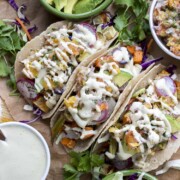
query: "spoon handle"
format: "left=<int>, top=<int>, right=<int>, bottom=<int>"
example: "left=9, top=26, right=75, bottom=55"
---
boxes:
left=0, top=129, right=6, bottom=141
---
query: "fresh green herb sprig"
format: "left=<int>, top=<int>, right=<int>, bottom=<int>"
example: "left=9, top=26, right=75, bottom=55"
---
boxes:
left=63, top=151, right=104, bottom=180
left=114, top=0, right=150, bottom=44
left=0, top=20, right=26, bottom=93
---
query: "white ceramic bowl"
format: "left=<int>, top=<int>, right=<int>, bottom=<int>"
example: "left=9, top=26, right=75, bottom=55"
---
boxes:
left=149, top=0, right=180, bottom=60
left=0, top=122, right=50, bottom=180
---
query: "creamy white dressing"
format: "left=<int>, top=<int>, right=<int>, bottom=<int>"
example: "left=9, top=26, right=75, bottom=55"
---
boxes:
left=0, top=124, right=48, bottom=180
left=123, top=59, right=142, bottom=77
left=113, top=47, right=130, bottom=63
left=68, top=63, right=119, bottom=129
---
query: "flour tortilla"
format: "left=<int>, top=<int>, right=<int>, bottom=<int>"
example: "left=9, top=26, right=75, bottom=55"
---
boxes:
left=15, top=21, right=118, bottom=119
left=93, top=64, right=180, bottom=172
left=50, top=44, right=156, bottom=152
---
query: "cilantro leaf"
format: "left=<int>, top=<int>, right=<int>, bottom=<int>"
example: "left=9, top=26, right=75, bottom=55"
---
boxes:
left=0, top=58, right=11, bottom=77
left=0, top=21, right=26, bottom=92
left=114, top=10, right=129, bottom=31
left=63, top=151, right=104, bottom=180
left=114, top=0, right=150, bottom=44
left=91, top=154, right=104, bottom=167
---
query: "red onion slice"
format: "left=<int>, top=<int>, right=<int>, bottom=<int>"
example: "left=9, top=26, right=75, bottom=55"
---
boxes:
left=74, top=23, right=97, bottom=47
left=17, top=78, right=38, bottom=100
left=155, top=76, right=176, bottom=96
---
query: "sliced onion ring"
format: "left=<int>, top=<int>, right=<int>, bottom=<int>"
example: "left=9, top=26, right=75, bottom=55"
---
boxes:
left=17, top=78, right=38, bottom=100
left=155, top=76, right=176, bottom=96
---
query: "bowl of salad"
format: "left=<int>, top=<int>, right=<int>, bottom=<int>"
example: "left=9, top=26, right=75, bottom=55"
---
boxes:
left=149, top=0, right=180, bottom=60
left=40, top=0, right=113, bottom=20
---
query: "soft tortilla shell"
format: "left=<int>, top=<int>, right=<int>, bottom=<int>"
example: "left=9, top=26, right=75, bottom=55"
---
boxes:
left=50, top=44, right=156, bottom=152
left=93, top=64, right=180, bottom=172
left=15, top=21, right=117, bottom=120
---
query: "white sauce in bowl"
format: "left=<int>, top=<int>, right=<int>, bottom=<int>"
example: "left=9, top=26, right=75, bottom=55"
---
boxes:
left=0, top=122, right=50, bottom=180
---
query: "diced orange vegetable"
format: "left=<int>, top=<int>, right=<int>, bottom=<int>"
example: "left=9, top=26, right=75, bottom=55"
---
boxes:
left=15, top=17, right=32, bottom=41
left=125, top=131, right=139, bottom=148
left=97, top=78, right=104, bottom=82
left=68, top=44, right=81, bottom=56
left=61, top=138, right=76, bottom=149
left=147, top=39, right=153, bottom=51
left=133, top=50, right=143, bottom=64
left=122, top=112, right=131, bottom=125
left=105, top=86, right=112, bottom=92
left=99, top=103, right=108, bottom=110
left=82, top=127, right=94, bottom=140
left=64, top=96, right=77, bottom=108
left=85, top=127, right=93, bottom=131
left=94, top=59, right=101, bottom=68
left=33, top=97, right=50, bottom=113
left=127, top=46, right=135, bottom=55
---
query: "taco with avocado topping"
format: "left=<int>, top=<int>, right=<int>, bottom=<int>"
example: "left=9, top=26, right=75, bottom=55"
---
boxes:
left=50, top=42, right=157, bottom=152
left=14, top=12, right=118, bottom=119
left=93, top=64, right=180, bottom=172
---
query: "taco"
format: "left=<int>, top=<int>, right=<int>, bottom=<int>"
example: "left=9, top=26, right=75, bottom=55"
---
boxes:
left=50, top=42, right=157, bottom=152
left=93, top=64, right=180, bottom=172
left=15, top=12, right=118, bottom=119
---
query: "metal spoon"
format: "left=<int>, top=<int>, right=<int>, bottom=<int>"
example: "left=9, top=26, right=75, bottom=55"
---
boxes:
left=0, top=129, right=6, bottom=141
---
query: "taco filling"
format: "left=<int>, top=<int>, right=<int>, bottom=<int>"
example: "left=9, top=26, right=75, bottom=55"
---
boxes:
left=96, top=69, right=180, bottom=170
left=51, top=43, right=153, bottom=150
left=16, top=13, right=117, bottom=113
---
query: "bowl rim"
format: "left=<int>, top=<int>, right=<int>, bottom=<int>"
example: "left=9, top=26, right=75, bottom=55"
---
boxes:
left=0, top=122, right=51, bottom=180
left=40, top=0, right=113, bottom=20
left=149, top=0, right=180, bottom=60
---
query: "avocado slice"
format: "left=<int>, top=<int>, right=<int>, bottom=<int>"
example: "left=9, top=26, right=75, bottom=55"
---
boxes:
left=166, top=115, right=180, bottom=133
left=64, top=0, right=78, bottom=14
left=113, top=70, right=133, bottom=88
left=132, top=88, right=146, bottom=98
left=53, top=0, right=67, bottom=11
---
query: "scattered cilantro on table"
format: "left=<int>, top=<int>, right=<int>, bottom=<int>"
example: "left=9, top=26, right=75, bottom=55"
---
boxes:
left=0, top=20, right=26, bottom=94
left=114, top=0, right=150, bottom=44
left=63, top=151, right=104, bottom=180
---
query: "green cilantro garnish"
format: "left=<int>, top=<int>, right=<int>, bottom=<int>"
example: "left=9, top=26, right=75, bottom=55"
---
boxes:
left=114, top=0, right=150, bottom=44
left=63, top=151, right=104, bottom=180
left=0, top=20, right=26, bottom=93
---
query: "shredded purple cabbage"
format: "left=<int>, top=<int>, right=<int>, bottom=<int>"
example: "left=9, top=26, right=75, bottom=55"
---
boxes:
left=141, top=57, right=163, bottom=70
left=128, top=173, right=138, bottom=180
left=166, top=64, right=177, bottom=76
left=33, top=108, right=43, bottom=116
left=8, top=0, right=31, bottom=25
left=20, top=115, right=41, bottom=124
left=171, top=134, right=178, bottom=140
left=28, top=25, right=38, bottom=33
left=8, top=0, right=18, bottom=11
left=18, top=4, right=30, bottom=24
